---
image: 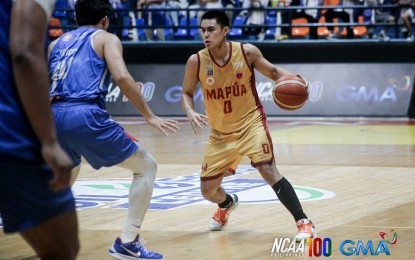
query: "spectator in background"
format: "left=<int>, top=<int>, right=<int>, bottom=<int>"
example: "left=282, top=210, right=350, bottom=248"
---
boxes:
left=190, top=0, right=225, bottom=23
left=188, top=0, right=225, bottom=39
left=274, top=0, right=290, bottom=40
left=288, top=0, right=322, bottom=39
left=243, top=0, right=270, bottom=40
left=66, top=0, right=77, bottom=27
left=167, top=0, right=182, bottom=31
left=365, top=0, right=395, bottom=40
left=395, top=0, right=415, bottom=41
left=110, top=0, right=128, bottom=38
left=222, top=0, right=238, bottom=22
left=324, top=0, right=358, bottom=39
left=137, top=0, right=167, bottom=40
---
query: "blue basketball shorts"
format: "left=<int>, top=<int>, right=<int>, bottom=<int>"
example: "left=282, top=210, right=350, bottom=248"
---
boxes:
left=52, top=102, right=138, bottom=169
left=0, top=161, right=75, bottom=233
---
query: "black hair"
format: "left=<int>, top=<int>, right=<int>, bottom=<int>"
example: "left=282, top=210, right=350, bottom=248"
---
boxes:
left=75, top=0, right=113, bottom=26
left=200, top=10, right=230, bottom=28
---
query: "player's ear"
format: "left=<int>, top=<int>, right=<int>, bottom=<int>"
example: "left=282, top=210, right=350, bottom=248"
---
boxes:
left=102, top=16, right=109, bottom=27
left=223, top=26, right=230, bottom=36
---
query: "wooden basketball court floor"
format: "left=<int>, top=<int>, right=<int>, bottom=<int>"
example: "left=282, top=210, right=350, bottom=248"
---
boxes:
left=1, top=116, right=415, bottom=259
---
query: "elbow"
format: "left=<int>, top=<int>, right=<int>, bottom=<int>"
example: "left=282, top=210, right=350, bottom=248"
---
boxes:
left=10, top=49, right=35, bottom=70
left=113, top=73, right=131, bottom=86
left=9, top=33, right=43, bottom=71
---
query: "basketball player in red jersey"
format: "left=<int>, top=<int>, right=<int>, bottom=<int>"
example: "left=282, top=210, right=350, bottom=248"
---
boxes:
left=181, top=10, right=316, bottom=241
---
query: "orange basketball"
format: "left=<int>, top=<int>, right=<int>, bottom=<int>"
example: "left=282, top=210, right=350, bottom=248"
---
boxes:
left=272, top=75, right=309, bottom=111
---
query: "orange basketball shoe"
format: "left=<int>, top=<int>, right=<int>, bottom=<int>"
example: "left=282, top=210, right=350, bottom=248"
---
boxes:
left=295, top=219, right=317, bottom=242
left=209, top=194, right=239, bottom=231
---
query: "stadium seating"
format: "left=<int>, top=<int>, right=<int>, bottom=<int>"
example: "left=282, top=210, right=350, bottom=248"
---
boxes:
left=49, top=17, right=64, bottom=39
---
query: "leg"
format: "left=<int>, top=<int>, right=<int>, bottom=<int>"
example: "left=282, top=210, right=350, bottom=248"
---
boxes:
left=201, top=133, right=241, bottom=231
left=256, top=161, right=316, bottom=241
left=20, top=210, right=79, bottom=260
left=324, top=10, right=335, bottom=32
left=257, top=160, right=305, bottom=220
left=305, top=14, right=318, bottom=39
left=339, top=11, right=354, bottom=39
left=202, top=175, right=239, bottom=231
left=157, top=28, right=166, bottom=41
left=109, top=144, right=163, bottom=259
left=402, top=11, right=413, bottom=39
left=145, top=28, right=154, bottom=41
left=117, top=144, right=157, bottom=243
left=200, top=174, right=227, bottom=204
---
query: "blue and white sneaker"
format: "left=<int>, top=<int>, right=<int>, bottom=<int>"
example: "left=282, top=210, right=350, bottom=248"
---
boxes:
left=109, top=235, right=163, bottom=259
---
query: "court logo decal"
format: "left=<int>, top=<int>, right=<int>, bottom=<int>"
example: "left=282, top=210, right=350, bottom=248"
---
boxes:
left=0, top=166, right=335, bottom=227
left=71, top=165, right=335, bottom=211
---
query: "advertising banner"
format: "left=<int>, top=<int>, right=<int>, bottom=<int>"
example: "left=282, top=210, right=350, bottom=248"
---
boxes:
left=106, top=63, right=415, bottom=117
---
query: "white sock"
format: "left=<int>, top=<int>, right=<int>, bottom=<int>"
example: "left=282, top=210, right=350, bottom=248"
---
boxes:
left=120, top=218, right=142, bottom=243
left=117, top=147, right=157, bottom=244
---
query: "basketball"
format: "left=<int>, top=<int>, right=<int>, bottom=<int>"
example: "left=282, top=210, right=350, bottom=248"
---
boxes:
left=272, top=75, right=309, bottom=111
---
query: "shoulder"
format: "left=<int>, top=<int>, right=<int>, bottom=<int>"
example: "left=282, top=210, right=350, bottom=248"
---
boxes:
left=241, top=43, right=261, bottom=58
left=241, top=43, right=263, bottom=66
left=187, top=53, right=199, bottom=65
left=93, top=30, right=122, bottom=54
left=241, top=43, right=260, bottom=54
left=94, top=30, right=120, bottom=44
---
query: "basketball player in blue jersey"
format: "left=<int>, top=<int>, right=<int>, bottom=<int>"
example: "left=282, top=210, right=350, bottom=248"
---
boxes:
left=181, top=10, right=316, bottom=241
left=0, top=0, right=79, bottom=259
left=48, top=0, right=178, bottom=259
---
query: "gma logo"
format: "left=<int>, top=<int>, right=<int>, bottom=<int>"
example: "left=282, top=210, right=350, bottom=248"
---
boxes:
left=339, top=240, right=390, bottom=256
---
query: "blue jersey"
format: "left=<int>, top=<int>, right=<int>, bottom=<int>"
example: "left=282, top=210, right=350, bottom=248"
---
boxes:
left=49, top=27, right=111, bottom=107
left=0, top=1, right=43, bottom=163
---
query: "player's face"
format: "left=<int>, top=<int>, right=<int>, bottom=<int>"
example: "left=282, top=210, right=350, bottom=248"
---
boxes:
left=200, top=19, right=228, bottom=49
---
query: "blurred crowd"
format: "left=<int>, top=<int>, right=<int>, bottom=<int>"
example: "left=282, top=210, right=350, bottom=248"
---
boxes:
left=50, top=0, right=415, bottom=41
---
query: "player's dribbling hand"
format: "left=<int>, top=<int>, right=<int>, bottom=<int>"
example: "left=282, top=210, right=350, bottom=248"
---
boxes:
left=41, top=142, right=73, bottom=192
left=147, top=116, right=179, bottom=136
left=186, top=110, right=209, bottom=134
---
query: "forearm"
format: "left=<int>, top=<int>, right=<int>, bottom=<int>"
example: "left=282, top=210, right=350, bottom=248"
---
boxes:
left=269, top=66, right=295, bottom=82
left=118, top=77, right=155, bottom=119
left=181, top=93, right=195, bottom=116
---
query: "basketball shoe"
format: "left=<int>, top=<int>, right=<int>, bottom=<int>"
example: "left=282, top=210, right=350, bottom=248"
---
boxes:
left=295, top=219, right=316, bottom=242
left=109, top=235, right=163, bottom=259
left=209, top=194, right=239, bottom=231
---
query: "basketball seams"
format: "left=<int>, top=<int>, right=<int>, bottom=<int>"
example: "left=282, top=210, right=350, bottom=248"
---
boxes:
left=272, top=93, right=306, bottom=110
left=274, top=79, right=306, bottom=88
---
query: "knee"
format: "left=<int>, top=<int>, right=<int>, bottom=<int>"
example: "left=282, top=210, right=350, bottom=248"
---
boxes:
left=141, top=150, right=157, bottom=179
left=133, top=146, right=157, bottom=176
left=145, top=151, right=157, bottom=174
